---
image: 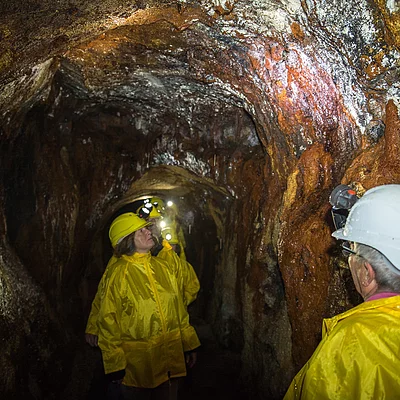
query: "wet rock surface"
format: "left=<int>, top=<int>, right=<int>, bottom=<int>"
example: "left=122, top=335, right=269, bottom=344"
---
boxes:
left=0, top=0, right=399, bottom=399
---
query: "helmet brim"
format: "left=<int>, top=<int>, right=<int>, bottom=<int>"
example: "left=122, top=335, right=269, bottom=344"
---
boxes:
left=332, top=228, right=346, bottom=241
left=115, top=220, right=151, bottom=246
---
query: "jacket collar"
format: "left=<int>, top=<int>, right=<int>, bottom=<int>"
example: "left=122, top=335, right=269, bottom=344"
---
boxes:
left=122, top=252, right=151, bottom=263
left=162, top=239, right=172, bottom=250
left=323, top=295, right=400, bottom=336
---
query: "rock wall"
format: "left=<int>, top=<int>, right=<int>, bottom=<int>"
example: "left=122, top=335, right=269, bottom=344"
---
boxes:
left=0, top=0, right=399, bottom=398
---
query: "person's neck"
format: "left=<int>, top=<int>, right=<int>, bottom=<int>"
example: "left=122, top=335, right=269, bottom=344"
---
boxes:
left=365, top=288, right=400, bottom=301
left=363, top=289, right=376, bottom=301
left=135, top=249, right=151, bottom=254
left=361, top=282, right=378, bottom=301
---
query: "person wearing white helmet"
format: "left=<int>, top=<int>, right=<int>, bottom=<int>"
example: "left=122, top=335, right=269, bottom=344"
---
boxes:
left=284, top=184, right=400, bottom=400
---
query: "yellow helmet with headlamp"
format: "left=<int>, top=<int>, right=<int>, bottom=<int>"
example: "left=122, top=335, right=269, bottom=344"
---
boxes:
left=161, top=226, right=179, bottom=244
left=109, top=212, right=151, bottom=248
left=151, top=197, right=165, bottom=214
left=136, top=203, right=163, bottom=220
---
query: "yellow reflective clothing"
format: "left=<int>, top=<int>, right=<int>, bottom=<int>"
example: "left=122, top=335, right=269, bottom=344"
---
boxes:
left=181, top=259, right=199, bottom=305
left=85, top=241, right=200, bottom=335
left=96, top=252, right=200, bottom=388
left=85, top=256, right=119, bottom=335
left=179, top=241, right=187, bottom=261
left=284, top=296, right=400, bottom=400
left=177, top=225, right=187, bottom=261
left=158, top=240, right=200, bottom=307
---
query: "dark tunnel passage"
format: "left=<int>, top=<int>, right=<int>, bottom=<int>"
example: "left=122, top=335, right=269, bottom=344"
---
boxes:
left=1, top=1, right=400, bottom=400
left=3, top=57, right=285, bottom=398
left=83, top=168, right=231, bottom=324
left=79, top=174, right=249, bottom=400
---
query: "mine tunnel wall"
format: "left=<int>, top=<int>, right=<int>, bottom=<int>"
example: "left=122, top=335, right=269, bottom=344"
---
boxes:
left=0, top=5, right=400, bottom=392
left=0, top=84, right=298, bottom=399
left=2, top=86, right=400, bottom=399
left=209, top=153, right=295, bottom=398
left=1, top=98, right=150, bottom=398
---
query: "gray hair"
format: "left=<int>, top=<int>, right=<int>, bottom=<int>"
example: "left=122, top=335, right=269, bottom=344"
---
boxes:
left=354, top=243, right=400, bottom=292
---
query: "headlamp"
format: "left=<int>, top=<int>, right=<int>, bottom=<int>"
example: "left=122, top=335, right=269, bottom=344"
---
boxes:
left=329, top=184, right=359, bottom=230
left=138, top=205, right=152, bottom=219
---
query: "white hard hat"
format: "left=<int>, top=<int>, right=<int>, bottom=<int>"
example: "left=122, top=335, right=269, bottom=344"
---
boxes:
left=332, top=184, right=400, bottom=269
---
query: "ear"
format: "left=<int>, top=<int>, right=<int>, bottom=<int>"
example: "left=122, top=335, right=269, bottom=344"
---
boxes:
left=362, top=261, right=376, bottom=287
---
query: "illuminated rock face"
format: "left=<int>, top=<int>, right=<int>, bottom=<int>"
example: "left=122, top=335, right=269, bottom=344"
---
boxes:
left=0, top=1, right=399, bottom=398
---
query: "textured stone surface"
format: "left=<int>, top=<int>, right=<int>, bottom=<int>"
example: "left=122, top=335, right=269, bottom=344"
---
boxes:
left=0, top=0, right=399, bottom=398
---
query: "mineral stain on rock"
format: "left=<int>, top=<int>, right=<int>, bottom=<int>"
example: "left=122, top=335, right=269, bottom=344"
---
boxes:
left=0, top=1, right=399, bottom=399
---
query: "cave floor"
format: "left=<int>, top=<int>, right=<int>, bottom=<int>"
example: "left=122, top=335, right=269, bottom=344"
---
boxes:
left=179, top=318, right=247, bottom=400
left=63, top=318, right=247, bottom=400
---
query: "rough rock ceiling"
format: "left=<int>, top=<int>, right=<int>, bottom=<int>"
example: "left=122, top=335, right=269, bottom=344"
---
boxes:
left=3, top=1, right=399, bottom=147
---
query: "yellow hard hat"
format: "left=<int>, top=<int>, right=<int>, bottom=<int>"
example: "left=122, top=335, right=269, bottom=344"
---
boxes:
left=165, top=199, right=179, bottom=215
left=161, top=226, right=179, bottom=244
left=109, top=212, right=151, bottom=248
left=151, top=197, right=165, bottom=214
left=137, top=203, right=163, bottom=219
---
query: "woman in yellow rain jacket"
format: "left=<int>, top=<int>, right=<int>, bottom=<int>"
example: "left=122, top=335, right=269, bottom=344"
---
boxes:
left=284, top=185, right=400, bottom=400
left=96, top=212, right=200, bottom=399
left=85, top=225, right=200, bottom=345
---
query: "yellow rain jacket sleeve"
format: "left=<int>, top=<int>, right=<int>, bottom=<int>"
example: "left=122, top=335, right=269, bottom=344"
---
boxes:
left=97, top=252, right=200, bottom=388
left=181, top=259, right=200, bottom=306
left=157, top=241, right=200, bottom=351
left=85, top=255, right=118, bottom=335
left=157, top=240, right=200, bottom=307
left=177, top=226, right=187, bottom=261
left=179, top=242, right=187, bottom=261
left=284, top=295, right=400, bottom=400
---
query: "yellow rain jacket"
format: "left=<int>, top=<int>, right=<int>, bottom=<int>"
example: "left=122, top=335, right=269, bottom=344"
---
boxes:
left=85, top=256, right=119, bottom=335
left=176, top=224, right=187, bottom=261
left=158, top=240, right=200, bottom=307
left=85, top=241, right=200, bottom=335
left=96, top=252, right=200, bottom=388
left=284, top=295, right=400, bottom=400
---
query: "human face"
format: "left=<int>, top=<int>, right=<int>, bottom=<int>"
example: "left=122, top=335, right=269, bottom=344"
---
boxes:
left=148, top=218, right=162, bottom=238
left=134, top=227, right=154, bottom=253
